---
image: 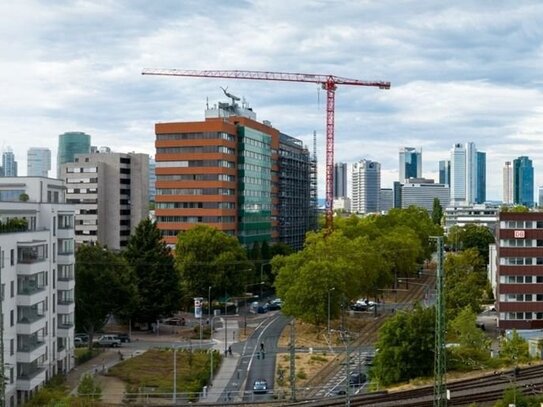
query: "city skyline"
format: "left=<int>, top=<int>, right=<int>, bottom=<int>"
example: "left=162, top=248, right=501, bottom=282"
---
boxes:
left=1, top=2, right=543, bottom=200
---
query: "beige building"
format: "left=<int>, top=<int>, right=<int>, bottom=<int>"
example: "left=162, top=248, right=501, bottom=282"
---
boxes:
left=60, top=151, right=149, bottom=250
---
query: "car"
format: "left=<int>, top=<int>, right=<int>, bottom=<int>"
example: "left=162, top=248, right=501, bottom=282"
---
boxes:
left=74, top=337, right=86, bottom=347
left=267, top=299, right=282, bottom=311
left=75, top=333, right=89, bottom=342
left=253, top=379, right=268, bottom=394
left=95, top=335, right=121, bottom=347
left=350, top=303, right=369, bottom=312
left=114, top=333, right=131, bottom=343
left=349, top=372, right=366, bottom=387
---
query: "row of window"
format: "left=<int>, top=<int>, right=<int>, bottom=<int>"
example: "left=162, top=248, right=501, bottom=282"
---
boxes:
left=239, top=163, right=271, bottom=172
left=156, top=202, right=236, bottom=209
left=501, top=220, right=543, bottom=229
left=65, top=167, right=97, bottom=173
left=500, top=293, right=543, bottom=302
left=157, top=174, right=235, bottom=182
left=500, top=257, right=543, bottom=266
left=240, top=190, right=271, bottom=198
left=67, top=188, right=97, bottom=194
left=160, top=229, right=236, bottom=237
left=241, top=176, right=269, bottom=186
left=157, top=188, right=235, bottom=196
left=156, top=160, right=235, bottom=168
left=241, top=150, right=270, bottom=162
left=156, top=132, right=235, bottom=141
left=156, top=146, right=235, bottom=155
left=66, top=177, right=97, bottom=184
left=241, top=137, right=270, bottom=150
left=500, top=239, right=543, bottom=247
left=157, top=216, right=236, bottom=223
left=502, top=312, right=543, bottom=320
left=499, top=275, right=543, bottom=284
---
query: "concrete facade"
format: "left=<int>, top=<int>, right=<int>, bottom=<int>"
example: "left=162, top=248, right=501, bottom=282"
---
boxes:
left=60, top=151, right=149, bottom=250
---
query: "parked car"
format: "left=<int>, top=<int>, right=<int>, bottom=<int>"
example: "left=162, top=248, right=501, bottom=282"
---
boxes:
left=113, top=333, right=131, bottom=343
left=74, top=337, right=86, bottom=347
left=267, top=298, right=282, bottom=310
left=253, top=379, right=268, bottom=394
left=349, top=372, right=366, bottom=387
left=95, top=335, right=121, bottom=347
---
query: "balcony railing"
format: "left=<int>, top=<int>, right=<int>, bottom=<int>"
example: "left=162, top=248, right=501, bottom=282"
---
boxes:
left=18, top=285, right=46, bottom=296
left=17, top=340, right=45, bottom=353
left=17, top=313, right=45, bottom=324
left=18, top=366, right=45, bottom=381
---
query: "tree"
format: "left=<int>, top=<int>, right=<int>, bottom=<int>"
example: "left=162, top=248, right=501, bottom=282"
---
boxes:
left=19, top=192, right=29, bottom=202
left=372, top=304, right=435, bottom=386
left=444, top=248, right=488, bottom=318
left=274, top=230, right=391, bottom=324
left=500, top=330, right=530, bottom=364
left=457, top=224, right=495, bottom=263
left=75, top=244, right=137, bottom=346
left=432, top=198, right=443, bottom=225
left=447, top=307, right=491, bottom=370
left=124, top=218, right=181, bottom=327
left=77, top=373, right=102, bottom=400
left=175, top=225, right=251, bottom=303
left=261, top=240, right=271, bottom=260
left=269, top=242, right=294, bottom=257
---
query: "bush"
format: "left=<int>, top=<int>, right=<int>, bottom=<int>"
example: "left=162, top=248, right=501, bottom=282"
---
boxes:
left=75, top=348, right=102, bottom=365
left=296, top=369, right=307, bottom=380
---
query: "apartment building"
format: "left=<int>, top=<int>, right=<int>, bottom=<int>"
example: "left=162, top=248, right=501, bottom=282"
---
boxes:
left=0, top=177, right=76, bottom=406
left=154, top=97, right=316, bottom=249
left=496, top=212, right=543, bottom=330
left=60, top=151, right=149, bottom=250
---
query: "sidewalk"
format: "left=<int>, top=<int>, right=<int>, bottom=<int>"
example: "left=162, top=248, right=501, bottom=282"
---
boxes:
left=202, top=317, right=240, bottom=403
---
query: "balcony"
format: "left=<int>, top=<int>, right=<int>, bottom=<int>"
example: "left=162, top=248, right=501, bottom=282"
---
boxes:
left=16, top=312, right=46, bottom=335
left=17, top=244, right=47, bottom=264
left=16, top=288, right=47, bottom=307
left=57, top=278, right=75, bottom=291
left=17, top=340, right=46, bottom=364
left=16, top=364, right=46, bottom=391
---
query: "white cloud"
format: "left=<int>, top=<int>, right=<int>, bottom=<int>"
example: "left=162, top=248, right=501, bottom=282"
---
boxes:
left=1, top=1, right=543, bottom=200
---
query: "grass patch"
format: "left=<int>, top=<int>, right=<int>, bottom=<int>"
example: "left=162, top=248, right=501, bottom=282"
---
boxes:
left=107, top=348, right=221, bottom=400
left=310, top=354, right=328, bottom=363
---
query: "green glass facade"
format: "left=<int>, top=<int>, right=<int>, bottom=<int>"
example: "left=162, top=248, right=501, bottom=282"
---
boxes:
left=237, top=126, right=272, bottom=245
left=57, top=132, right=91, bottom=177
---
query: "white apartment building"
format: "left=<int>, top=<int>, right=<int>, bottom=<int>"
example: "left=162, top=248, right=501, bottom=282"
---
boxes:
left=443, top=204, right=499, bottom=234
left=0, top=177, right=75, bottom=406
left=61, top=151, right=149, bottom=250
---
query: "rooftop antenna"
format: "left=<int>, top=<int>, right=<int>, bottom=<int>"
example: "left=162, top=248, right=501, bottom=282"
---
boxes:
left=220, top=86, right=240, bottom=106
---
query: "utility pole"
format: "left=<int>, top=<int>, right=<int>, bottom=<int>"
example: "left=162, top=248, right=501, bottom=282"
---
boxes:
left=289, top=321, right=296, bottom=401
left=431, top=236, right=447, bottom=407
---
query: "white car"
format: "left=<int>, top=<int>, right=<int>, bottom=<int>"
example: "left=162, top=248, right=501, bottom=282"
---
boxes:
left=95, top=335, right=121, bottom=347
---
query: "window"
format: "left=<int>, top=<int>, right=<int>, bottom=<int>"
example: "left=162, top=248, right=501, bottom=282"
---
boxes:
left=10, top=310, right=14, bottom=326
left=10, top=281, right=14, bottom=298
left=10, top=339, right=14, bottom=356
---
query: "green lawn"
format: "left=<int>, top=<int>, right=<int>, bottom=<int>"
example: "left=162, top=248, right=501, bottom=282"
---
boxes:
left=107, top=348, right=222, bottom=396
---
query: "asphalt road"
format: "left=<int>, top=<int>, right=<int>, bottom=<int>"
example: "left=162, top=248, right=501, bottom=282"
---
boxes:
left=217, top=312, right=291, bottom=402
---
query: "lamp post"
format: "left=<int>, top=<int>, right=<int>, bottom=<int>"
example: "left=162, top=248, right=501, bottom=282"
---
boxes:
left=173, top=346, right=178, bottom=405
left=327, top=287, right=335, bottom=339
left=208, top=286, right=212, bottom=323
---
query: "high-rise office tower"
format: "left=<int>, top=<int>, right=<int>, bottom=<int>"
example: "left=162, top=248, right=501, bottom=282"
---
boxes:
left=352, top=159, right=380, bottom=213
left=2, top=148, right=18, bottom=176
left=476, top=151, right=486, bottom=204
left=154, top=96, right=316, bottom=250
left=539, top=186, right=543, bottom=207
left=399, top=147, right=422, bottom=181
left=57, top=132, right=91, bottom=177
left=450, top=142, right=479, bottom=205
left=513, top=156, right=534, bottom=207
left=27, top=147, right=52, bottom=177
left=438, top=160, right=450, bottom=186
left=61, top=151, right=149, bottom=249
left=503, top=161, right=513, bottom=204
left=334, top=162, right=348, bottom=198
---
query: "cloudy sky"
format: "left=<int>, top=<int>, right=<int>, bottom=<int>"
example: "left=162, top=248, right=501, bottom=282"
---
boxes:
left=2, top=0, right=543, bottom=201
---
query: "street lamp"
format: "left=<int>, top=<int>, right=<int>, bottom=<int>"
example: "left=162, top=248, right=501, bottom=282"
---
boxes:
left=327, top=287, right=335, bottom=339
left=243, top=281, right=264, bottom=335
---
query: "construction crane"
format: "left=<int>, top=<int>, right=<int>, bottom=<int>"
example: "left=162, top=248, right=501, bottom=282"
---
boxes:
left=142, top=68, right=390, bottom=230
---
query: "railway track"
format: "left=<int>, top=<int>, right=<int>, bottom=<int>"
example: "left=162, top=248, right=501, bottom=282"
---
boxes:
left=291, top=364, right=543, bottom=407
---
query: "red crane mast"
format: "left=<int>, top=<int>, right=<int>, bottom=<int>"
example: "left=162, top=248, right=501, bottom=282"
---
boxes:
left=142, top=68, right=390, bottom=230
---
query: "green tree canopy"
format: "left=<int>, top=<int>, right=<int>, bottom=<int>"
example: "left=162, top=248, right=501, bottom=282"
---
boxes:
left=447, top=224, right=495, bottom=262
left=124, top=218, right=181, bottom=326
left=372, top=304, right=435, bottom=386
left=75, top=244, right=137, bottom=345
left=500, top=330, right=530, bottom=364
left=274, top=230, right=391, bottom=324
left=175, top=225, right=251, bottom=302
left=445, top=248, right=489, bottom=318
left=432, top=198, right=443, bottom=225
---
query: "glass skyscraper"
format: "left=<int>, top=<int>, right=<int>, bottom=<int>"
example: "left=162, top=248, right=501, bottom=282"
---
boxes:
left=399, top=147, right=421, bottom=181
left=57, top=132, right=91, bottom=177
left=333, top=162, right=347, bottom=198
left=438, top=160, right=450, bottom=185
left=27, top=147, right=51, bottom=177
left=476, top=151, right=486, bottom=204
left=2, top=149, right=18, bottom=176
left=513, top=156, right=534, bottom=207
